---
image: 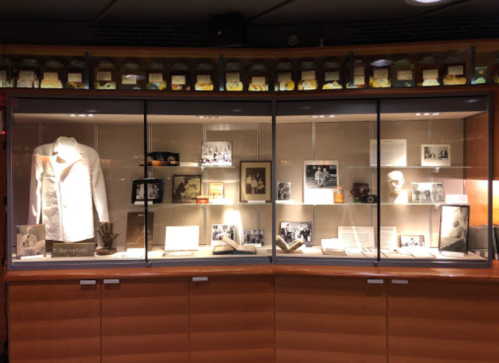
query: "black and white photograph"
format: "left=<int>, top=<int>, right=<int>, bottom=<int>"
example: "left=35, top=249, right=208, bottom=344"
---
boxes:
left=211, top=224, right=236, bottom=246
left=172, top=175, right=202, bottom=203
left=132, top=179, right=165, bottom=204
left=201, top=141, right=232, bottom=166
left=400, top=235, right=425, bottom=248
left=16, top=224, right=46, bottom=258
left=240, top=161, right=272, bottom=202
left=125, top=212, right=154, bottom=250
left=439, top=205, right=470, bottom=253
left=280, top=222, right=312, bottom=247
left=303, top=160, right=338, bottom=204
left=277, top=182, right=291, bottom=201
left=411, top=182, right=444, bottom=203
left=243, top=229, right=265, bottom=247
left=421, top=144, right=451, bottom=167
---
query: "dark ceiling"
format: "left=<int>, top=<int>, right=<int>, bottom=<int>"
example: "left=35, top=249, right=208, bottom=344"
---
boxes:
left=1, top=0, right=498, bottom=47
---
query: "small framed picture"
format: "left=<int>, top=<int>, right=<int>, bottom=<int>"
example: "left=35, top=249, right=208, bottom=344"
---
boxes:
left=243, top=229, right=265, bottom=247
left=201, top=141, right=232, bottom=166
left=303, top=160, right=338, bottom=204
left=132, top=179, right=165, bottom=204
left=240, top=161, right=272, bottom=202
left=277, top=182, right=291, bottom=201
left=125, top=211, right=154, bottom=250
left=411, top=182, right=444, bottom=203
left=172, top=175, right=202, bottom=203
left=211, top=224, right=236, bottom=246
left=280, top=222, right=312, bottom=247
left=209, top=182, right=224, bottom=201
left=400, top=235, right=425, bottom=248
left=17, top=224, right=46, bottom=258
left=421, top=144, right=451, bottom=167
left=439, top=205, right=470, bottom=254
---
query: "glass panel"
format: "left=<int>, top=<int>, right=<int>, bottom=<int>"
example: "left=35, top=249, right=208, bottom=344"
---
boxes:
left=146, top=101, right=272, bottom=263
left=379, top=96, right=490, bottom=264
left=275, top=100, right=378, bottom=263
left=9, top=98, right=146, bottom=267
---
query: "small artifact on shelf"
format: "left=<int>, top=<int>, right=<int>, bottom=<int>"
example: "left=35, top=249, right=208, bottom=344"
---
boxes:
left=443, top=55, right=467, bottom=86
left=66, top=60, right=85, bottom=89
left=213, top=236, right=257, bottom=255
left=370, top=59, right=392, bottom=88
left=321, top=238, right=346, bottom=256
left=276, top=235, right=304, bottom=253
left=196, top=196, right=209, bottom=204
left=333, top=186, right=344, bottom=204
left=297, top=61, right=318, bottom=91
left=146, top=61, right=167, bottom=91
left=275, top=61, right=295, bottom=91
left=147, top=151, right=180, bottom=166
left=41, top=59, right=64, bottom=89
left=351, top=183, right=370, bottom=203
left=322, top=60, right=343, bottom=90
left=474, top=66, right=487, bottom=84
left=387, top=171, right=408, bottom=204
left=194, top=61, right=215, bottom=91
left=225, top=62, right=244, bottom=91
left=96, top=222, right=120, bottom=255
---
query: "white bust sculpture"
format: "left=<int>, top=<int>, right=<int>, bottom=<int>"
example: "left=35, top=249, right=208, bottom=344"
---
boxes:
left=387, top=170, right=408, bottom=204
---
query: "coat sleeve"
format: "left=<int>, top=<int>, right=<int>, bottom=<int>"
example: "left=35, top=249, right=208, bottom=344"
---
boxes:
left=90, top=149, right=110, bottom=223
left=28, top=148, right=43, bottom=225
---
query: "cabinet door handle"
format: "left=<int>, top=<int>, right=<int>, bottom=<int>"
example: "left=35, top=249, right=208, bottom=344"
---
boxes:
left=104, top=279, right=120, bottom=284
left=392, top=279, right=409, bottom=284
left=367, top=279, right=384, bottom=284
left=80, top=280, right=96, bottom=285
left=192, top=276, right=208, bottom=282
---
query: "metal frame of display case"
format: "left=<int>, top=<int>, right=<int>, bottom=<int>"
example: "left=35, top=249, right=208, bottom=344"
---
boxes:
left=4, top=89, right=494, bottom=270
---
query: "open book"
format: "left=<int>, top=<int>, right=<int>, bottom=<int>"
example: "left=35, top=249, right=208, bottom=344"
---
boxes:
left=213, top=236, right=257, bottom=255
left=276, top=235, right=304, bottom=253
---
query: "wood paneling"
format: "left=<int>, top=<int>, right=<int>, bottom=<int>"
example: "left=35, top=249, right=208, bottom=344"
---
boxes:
left=8, top=280, right=101, bottom=363
left=275, top=275, right=387, bottom=363
left=101, top=278, right=188, bottom=363
left=388, top=280, right=499, bottom=363
left=189, top=275, right=274, bottom=363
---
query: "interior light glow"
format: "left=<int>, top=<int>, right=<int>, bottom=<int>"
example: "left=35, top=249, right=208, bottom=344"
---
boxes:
left=415, top=113, right=421, bottom=116
left=78, top=114, right=86, bottom=117
left=406, top=0, right=447, bottom=5
left=319, top=115, right=325, bottom=118
left=70, top=114, right=75, bottom=117
left=312, top=116, right=318, bottom=118
left=88, top=114, right=95, bottom=117
left=329, top=115, right=335, bottom=118
left=424, top=113, right=430, bottom=116
left=432, top=113, right=440, bottom=116
left=413, top=0, right=444, bottom=3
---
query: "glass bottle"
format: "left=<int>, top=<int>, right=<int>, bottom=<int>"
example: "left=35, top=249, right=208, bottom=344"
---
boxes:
left=370, top=59, right=392, bottom=88
left=119, top=61, right=144, bottom=90
left=40, top=59, right=65, bottom=89
left=391, top=58, right=415, bottom=88
left=248, top=62, right=270, bottom=91
left=224, top=62, right=244, bottom=91
left=333, top=187, right=345, bottom=204
left=474, top=66, right=488, bottom=85
left=275, top=61, right=296, bottom=91
left=345, top=59, right=367, bottom=89
left=146, top=61, right=167, bottom=91
left=170, top=62, right=191, bottom=91
left=66, top=60, right=85, bottom=89
left=194, top=61, right=215, bottom=91
left=94, top=60, right=118, bottom=90
left=0, top=58, right=15, bottom=88
left=418, top=56, right=441, bottom=87
left=443, top=55, right=467, bottom=86
left=321, top=60, right=343, bottom=90
left=16, top=59, right=40, bottom=89
left=297, top=60, right=318, bottom=91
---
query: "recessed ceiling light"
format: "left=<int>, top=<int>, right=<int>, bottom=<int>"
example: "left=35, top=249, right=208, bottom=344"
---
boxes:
left=319, top=115, right=325, bottom=118
left=329, top=115, right=335, bottom=118
left=88, top=114, right=95, bottom=117
left=69, top=114, right=75, bottom=117
left=424, top=113, right=430, bottom=116
left=312, top=115, right=319, bottom=118
left=432, top=113, right=440, bottom=116
left=404, top=0, right=453, bottom=6
left=415, top=113, right=421, bottom=116
left=78, top=114, right=86, bottom=117
left=371, top=59, right=393, bottom=67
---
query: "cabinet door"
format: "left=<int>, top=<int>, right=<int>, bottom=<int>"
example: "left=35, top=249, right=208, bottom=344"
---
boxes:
left=189, top=275, right=274, bottom=363
left=9, top=280, right=101, bottom=363
left=102, top=278, right=189, bottom=363
left=276, top=275, right=387, bottom=363
left=388, top=280, right=499, bottom=363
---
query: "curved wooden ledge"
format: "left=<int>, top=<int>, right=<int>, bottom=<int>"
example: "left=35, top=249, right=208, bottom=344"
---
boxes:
left=5, top=262, right=499, bottom=283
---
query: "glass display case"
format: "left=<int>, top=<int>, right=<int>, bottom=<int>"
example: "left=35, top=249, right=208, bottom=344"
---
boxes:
left=6, top=93, right=493, bottom=270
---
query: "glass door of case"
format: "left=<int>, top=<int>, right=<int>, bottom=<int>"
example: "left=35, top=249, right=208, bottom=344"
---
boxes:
left=145, top=101, right=272, bottom=265
left=275, top=100, right=379, bottom=264
left=8, top=98, right=147, bottom=269
left=379, top=96, right=491, bottom=266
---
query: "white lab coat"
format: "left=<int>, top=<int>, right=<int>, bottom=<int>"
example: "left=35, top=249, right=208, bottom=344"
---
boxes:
left=28, top=137, right=110, bottom=242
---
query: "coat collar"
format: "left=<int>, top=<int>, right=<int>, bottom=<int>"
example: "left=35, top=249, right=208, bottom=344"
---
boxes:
left=51, top=137, right=83, bottom=168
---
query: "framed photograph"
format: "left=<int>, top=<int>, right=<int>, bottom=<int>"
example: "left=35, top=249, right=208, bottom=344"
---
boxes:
left=240, top=161, right=272, bottom=202
left=400, top=235, right=425, bottom=248
left=132, top=179, right=164, bottom=204
left=277, top=182, right=291, bottom=201
left=209, top=182, right=224, bottom=201
left=172, top=175, right=202, bottom=203
left=303, top=160, right=338, bottom=204
left=211, top=224, right=236, bottom=246
left=411, top=182, right=444, bottom=203
left=125, top=212, right=154, bottom=250
left=16, top=224, right=45, bottom=258
left=421, top=144, right=451, bottom=167
left=201, top=141, right=232, bottom=166
left=280, top=222, right=312, bottom=247
left=243, top=229, right=265, bottom=247
left=438, top=205, right=470, bottom=254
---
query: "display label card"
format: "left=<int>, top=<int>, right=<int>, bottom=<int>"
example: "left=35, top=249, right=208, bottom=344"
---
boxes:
left=96, top=71, right=112, bottom=81
left=397, top=70, right=413, bottom=81
left=226, top=72, right=240, bottom=82
left=165, top=226, right=199, bottom=252
left=353, top=76, right=365, bottom=85
left=122, top=74, right=137, bottom=85
left=339, top=226, right=375, bottom=250
left=380, top=226, right=397, bottom=249
left=68, top=72, right=83, bottom=83
left=423, top=69, right=438, bottom=80
left=354, top=67, right=365, bottom=76
left=251, top=76, right=266, bottom=85
left=19, top=71, right=35, bottom=81
left=301, top=70, right=316, bottom=80
left=51, top=243, right=96, bottom=257
left=43, top=72, right=58, bottom=81
left=373, top=69, right=388, bottom=80
left=278, top=72, right=292, bottom=82
left=148, top=73, right=163, bottom=83
left=172, top=75, right=186, bottom=85
left=370, top=139, right=407, bottom=167
left=448, top=65, right=464, bottom=76
left=197, top=75, right=211, bottom=84
left=445, top=194, right=468, bottom=204
left=325, top=71, right=340, bottom=81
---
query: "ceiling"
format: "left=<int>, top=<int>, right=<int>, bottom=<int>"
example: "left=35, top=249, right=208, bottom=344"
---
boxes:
left=1, top=0, right=498, bottom=47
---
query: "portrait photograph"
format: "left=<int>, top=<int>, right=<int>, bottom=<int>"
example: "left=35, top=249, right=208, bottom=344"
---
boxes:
left=172, top=175, right=202, bottom=203
left=201, top=141, right=232, bottom=166
left=439, top=205, right=470, bottom=254
left=243, top=229, right=265, bottom=246
left=132, top=179, right=164, bottom=204
left=211, top=224, right=236, bottom=246
left=400, top=235, right=425, bottom=248
left=303, top=160, right=338, bottom=204
left=125, top=212, right=154, bottom=250
left=240, top=161, right=272, bottom=202
left=280, top=221, right=312, bottom=247
left=411, top=182, right=444, bottom=203
left=16, top=224, right=46, bottom=258
left=277, top=182, right=291, bottom=201
left=421, top=144, right=451, bottom=167
left=209, top=182, right=224, bottom=201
